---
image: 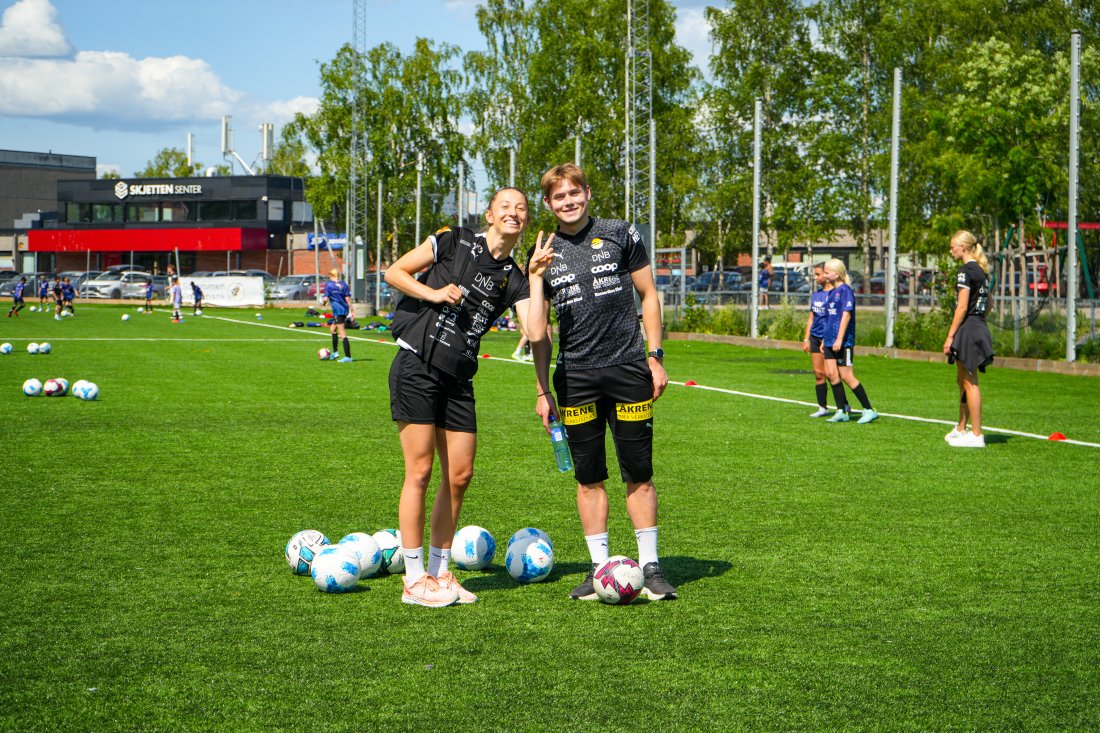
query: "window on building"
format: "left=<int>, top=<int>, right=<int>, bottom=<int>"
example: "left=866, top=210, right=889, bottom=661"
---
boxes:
left=198, top=201, right=232, bottom=221
left=126, top=203, right=160, bottom=223
left=93, top=204, right=122, bottom=223
left=66, top=203, right=93, bottom=223
left=232, top=200, right=258, bottom=220
left=161, top=201, right=197, bottom=222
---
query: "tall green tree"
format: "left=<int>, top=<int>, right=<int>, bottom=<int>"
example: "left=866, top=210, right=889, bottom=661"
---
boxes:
left=136, top=148, right=204, bottom=178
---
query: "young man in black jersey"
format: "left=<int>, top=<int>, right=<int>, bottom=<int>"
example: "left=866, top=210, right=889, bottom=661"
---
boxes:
left=526, top=163, right=677, bottom=601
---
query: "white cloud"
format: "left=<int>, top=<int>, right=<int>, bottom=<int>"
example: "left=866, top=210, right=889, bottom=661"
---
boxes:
left=674, top=7, right=712, bottom=78
left=0, top=50, right=241, bottom=128
left=253, top=96, right=319, bottom=126
left=0, top=0, right=70, bottom=58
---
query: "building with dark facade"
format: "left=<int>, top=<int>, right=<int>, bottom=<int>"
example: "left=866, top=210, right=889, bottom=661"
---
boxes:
left=27, top=174, right=312, bottom=274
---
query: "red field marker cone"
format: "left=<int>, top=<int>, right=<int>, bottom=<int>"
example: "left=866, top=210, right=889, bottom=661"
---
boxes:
left=1048, top=432, right=1067, bottom=441
left=482, top=353, right=491, bottom=358
left=685, top=380, right=697, bottom=386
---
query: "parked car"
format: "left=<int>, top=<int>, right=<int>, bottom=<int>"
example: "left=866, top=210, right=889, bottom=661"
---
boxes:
left=690, top=270, right=744, bottom=293
left=85, top=271, right=153, bottom=299
left=0, top=273, right=54, bottom=297
left=655, top=274, right=694, bottom=291
left=211, top=269, right=277, bottom=283
left=120, top=273, right=168, bottom=299
left=102, top=264, right=147, bottom=276
left=270, top=275, right=319, bottom=300
left=57, top=270, right=103, bottom=294
left=768, top=271, right=811, bottom=293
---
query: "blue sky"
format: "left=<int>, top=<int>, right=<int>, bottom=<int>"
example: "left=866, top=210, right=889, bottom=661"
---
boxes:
left=0, top=0, right=713, bottom=182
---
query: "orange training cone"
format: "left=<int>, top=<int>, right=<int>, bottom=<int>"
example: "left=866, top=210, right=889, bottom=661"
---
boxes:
left=1048, top=432, right=1067, bottom=441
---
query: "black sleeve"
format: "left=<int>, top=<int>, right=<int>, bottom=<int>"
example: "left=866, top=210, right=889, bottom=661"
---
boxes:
left=624, top=223, right=650, bottom=273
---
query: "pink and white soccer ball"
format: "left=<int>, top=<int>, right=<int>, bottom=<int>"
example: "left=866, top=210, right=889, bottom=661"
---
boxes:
left=42, top=378, right=65, bottom=397
left=593, top=555, right=645, bottom=605
left=317, top=348, right=332, bottom=360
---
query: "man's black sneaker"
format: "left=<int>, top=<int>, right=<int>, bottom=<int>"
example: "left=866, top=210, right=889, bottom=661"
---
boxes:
left=570, top=563, right=598, bottom=600
left=641, top=562, right=678, bottom=600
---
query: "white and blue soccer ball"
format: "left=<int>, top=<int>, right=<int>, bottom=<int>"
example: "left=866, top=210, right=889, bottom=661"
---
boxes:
left=508, top=527, right=553, bottom=551
left=37, top=342, right=51, bottom=354
left=196, top=308, right=203, bottom=316
left=29, top=306, right=37, bottom=312
left=593, top=555, right=645, bottom=605
left=452, top=525, right=496, bottom=570
left=505, top=537, right=554, bottom=583
left=310, top=546, right=361, bottom=593
left=285, top=529, right=330, bottom=576
left=22, top=378, right=42, bottom=397
left=0, top=343, right=11, bottom=354
left=255, top=312, right=263, bottom=320
left=55, top=377, right=69, bottom=393
left=73, top=381, right=99, bottom=401
left=371, top=529, right=404, bottom=574
left=317, top=348, right=332, bottom=360
left=338, top=532, right=383, bottom=579
left=121, top=314, right=130, bottom=321
left=26, top=342, right=39, bottom=355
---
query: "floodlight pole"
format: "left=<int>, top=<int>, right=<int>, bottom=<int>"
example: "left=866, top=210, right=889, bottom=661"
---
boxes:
left=376, top=179, right=383, bottom=313
left=416, top=152, right=423, bottom=248
left=458, top=160, right=465, bottom=227
left=750, top=98, right=762, bottom=339
left=509, top=148, right=516, bottom=188
left=885, top=68, right=902, bottom=348
left=1067, top=30, right=1081, bottom=362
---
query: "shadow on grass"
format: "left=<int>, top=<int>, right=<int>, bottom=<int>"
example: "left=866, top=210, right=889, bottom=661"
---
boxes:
left=985, top=433, right=1011, bottom=445
left=458, top=556, right=732, bottom=594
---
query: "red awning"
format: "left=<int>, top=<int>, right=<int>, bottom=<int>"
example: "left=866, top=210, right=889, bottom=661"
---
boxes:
left=28, top=227, right=269, bottom=252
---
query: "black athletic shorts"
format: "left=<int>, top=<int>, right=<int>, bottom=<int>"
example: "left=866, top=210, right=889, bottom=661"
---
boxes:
left=552, top=359, right=654, bottom=485
left=332, top=313, right=348, bottom=325
left=823, top=345, right=853, bottom=367
left=808, top=334, right=823, bottom=353
left=389, top=348, right=476, bottom=433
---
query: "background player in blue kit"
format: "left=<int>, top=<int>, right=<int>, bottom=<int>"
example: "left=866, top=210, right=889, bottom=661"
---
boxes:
left=802, top=263, right=833, bottom=417
left=144, top=280, right=154, bottom=313
left=385, top=187, right=536, bottom=608
left=61, top=277, right=76, bottom=316
left=758, top=256, right=773, bottom=308
left=7, top=276, right=26, bottom=317
left=821, top=259, right=877, bottom=424
left=321, top=269, right=353, bottom=362
left=38, top=277, right=49, bottom=309
left=944, top=230, right=994, bottom=448
left=527, top=163, right=677, bottom=602
left=191, top=281, right=203, bottom=315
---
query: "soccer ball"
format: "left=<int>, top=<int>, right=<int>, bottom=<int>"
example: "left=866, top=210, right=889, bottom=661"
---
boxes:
left=56, top=377, right=69, bottom=392
left=310, top=546, right=361, bottom=593
left=317, top=348, right=332, bottom=360
left=73, top=381, right=99, bottom=401
left=0, top=343, right=11, bottom=354
left=593, top=556, right=645, bottom=605
left=37, top=342, right=51, bottom=354
left=505, top=537, right=554, bottom=583
left=122, top=314, right=130, bottom=321
left=255, top=313, right=263, bottom=320
left=196, top=308, right=203, bottom=316
left=338, top=532, right=382, bottom=579
left=452, top=525, right=496, bottom=570
left=371, top=529, right=404, bottom=574
left=508, top=527, right=553, bottom=550
left=285, top=529, right=330, bottom=576
left=43, top=378, right=66, bottom=397
left=29, top=306, right=37, bottom=312
left=22, top=378, right=42, bottom=397
left=26, top=342, right=39, bottom=355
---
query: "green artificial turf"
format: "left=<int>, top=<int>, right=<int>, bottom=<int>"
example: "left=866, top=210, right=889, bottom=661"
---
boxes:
left=1, top=305, right=1098, bottom=731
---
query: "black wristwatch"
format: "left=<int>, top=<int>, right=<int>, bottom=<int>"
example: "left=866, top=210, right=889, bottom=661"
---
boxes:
left=647, top=348, right=664, bottom=360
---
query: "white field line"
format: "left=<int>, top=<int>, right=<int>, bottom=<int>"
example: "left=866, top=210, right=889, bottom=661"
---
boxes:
left=61, top=311, right=1097, bottom=450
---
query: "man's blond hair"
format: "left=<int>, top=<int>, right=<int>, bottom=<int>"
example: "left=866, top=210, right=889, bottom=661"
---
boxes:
left=540, top=163, right=589, bottom=200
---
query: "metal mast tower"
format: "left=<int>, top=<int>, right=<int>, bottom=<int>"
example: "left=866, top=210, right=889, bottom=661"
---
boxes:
left=627, top=0, right=653, bottom=247
left=349, top=0, right=369, bottom=298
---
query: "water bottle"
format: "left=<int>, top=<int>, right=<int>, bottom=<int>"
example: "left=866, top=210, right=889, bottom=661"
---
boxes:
left=548, top=417, right=574, bottom=473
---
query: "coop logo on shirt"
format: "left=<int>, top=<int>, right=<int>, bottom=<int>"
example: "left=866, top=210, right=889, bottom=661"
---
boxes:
left=550, top=273, right=576, bottom=287
left=591, top=262, right=619, bottom=274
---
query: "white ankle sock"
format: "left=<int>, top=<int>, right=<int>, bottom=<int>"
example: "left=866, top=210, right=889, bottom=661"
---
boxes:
left=585, top=532, right=609, bottom=565
left=427, top=545, right=450, bottom=576
left=634, top=526, right=658, bottom=566
left=403, top=547, right=425, bottom=585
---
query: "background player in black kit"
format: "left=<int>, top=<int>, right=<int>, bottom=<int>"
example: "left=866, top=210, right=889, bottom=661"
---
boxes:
left=526, top=163, right=677, bottom=601
left=385, top=187, right=534, bottom=608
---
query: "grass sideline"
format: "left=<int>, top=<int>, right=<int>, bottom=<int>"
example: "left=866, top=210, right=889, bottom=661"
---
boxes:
left=2, top=304, right=1098, bottom=731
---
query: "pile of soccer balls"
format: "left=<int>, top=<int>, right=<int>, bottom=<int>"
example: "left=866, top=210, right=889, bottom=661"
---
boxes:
left=23, top=377, right=99, bottom=400
left=285, top=525, right=559, bottom=594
